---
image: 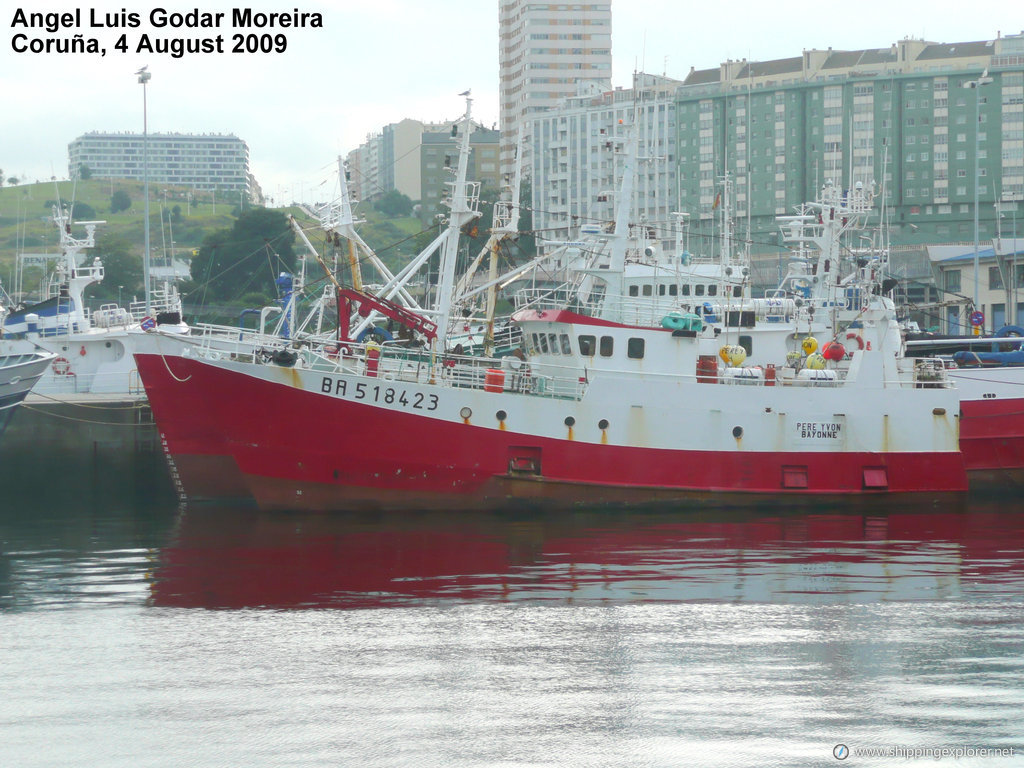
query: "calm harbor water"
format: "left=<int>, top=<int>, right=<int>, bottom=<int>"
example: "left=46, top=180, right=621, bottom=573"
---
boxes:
left=2, top=450, right=1023, bottom=766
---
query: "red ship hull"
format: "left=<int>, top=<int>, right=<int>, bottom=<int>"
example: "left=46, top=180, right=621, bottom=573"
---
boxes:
left=959, top=398, right=1024, bottom=484
left=135, top=353, right=967, bottom=509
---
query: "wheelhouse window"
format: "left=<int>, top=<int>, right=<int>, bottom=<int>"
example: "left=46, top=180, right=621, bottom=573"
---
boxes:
left=628, top=285, right=639, bottom=296
left=560, top=334, right=572, bottom=354
left=681, top=284, right=691, bottom=296
left=669, top=284, right=678, bottom=296
left=708, top=284, right=718, bottom=296
left=695, top=285, right=705, bottom=296
left=579, top=334, right=596, bottom=356
left=600, top=335, right=614, bottom=357
left=627, top=337, right=645, bottom=359
left=642, top=284, right=653, bottom=296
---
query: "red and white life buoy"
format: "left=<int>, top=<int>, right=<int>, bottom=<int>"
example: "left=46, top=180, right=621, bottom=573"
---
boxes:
left=845, top=331, right=865, bottom=350
left=52, top=356, right=72, bottom=376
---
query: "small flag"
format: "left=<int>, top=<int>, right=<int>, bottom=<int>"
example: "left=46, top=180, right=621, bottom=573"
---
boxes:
left=712, top=193, right=722, bottom=210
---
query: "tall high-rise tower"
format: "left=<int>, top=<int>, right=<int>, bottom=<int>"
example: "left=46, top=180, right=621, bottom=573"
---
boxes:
left=498, top=1, right=612, bottom=180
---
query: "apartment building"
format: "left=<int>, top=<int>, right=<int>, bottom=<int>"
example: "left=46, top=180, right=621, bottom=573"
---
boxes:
left=674, top=33, right=1024, bottom=249
left=498, top=1, right=612, bottom=179
left=68, top=132, right=251, bottom=196
left=346, top=119, right=454, bottom=204
left=419, top=126, right=501, bottom=221
left=530, top=74, right=682, bottom=246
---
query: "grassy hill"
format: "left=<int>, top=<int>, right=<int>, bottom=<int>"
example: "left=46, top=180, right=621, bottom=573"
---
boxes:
left=0, top=178, right=433, bottom=305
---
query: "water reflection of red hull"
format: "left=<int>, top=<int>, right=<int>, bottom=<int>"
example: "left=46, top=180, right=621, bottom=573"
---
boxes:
left=149, top=500, right=1024, bottom=609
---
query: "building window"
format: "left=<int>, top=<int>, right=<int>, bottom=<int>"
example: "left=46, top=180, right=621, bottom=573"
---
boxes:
left=990, top=266, right=1004, bottom=290
left=944, top=270, right=961, bottom=293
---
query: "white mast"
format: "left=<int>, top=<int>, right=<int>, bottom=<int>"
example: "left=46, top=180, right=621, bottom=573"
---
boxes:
left=433, top=92, right=481, bottom=351
left=136, top=66, right=153, bottom=316
left=602, top=119, right=637, bottom=319
left=53, top=206, right=105, bottom=334
left=483, top=124, right=525, bottom=355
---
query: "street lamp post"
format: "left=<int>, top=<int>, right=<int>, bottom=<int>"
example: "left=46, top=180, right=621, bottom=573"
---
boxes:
left=1013, top=204, right=1019, bottom=325
left=136, top=66, right=152, bottom=316
left=966, top=69, right=993, bottom=320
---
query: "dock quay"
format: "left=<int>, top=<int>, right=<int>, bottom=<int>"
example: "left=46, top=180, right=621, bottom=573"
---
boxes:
left=0, top=394, right=175, bottom=506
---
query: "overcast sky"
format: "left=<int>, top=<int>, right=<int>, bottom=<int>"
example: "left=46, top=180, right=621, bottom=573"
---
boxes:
left=2, top=0, right=1020, bottom=204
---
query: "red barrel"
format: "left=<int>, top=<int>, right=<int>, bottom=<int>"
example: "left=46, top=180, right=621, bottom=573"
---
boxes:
left=696, top=355, right=718, bottom=384
left=484, top=368, right=505, bottom=392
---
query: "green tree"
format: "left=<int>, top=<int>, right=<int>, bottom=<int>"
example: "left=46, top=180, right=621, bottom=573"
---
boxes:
left=110, top=189, right=131, bottom=213
left=79, top=164, right=93, bottom=180
left=374, top=189, right=413, bottom=218
left=189, top=207, right=296, bottom=300
left=71, top=201, right=96, bottom=220
left=7, top=176, right=19, bottom=186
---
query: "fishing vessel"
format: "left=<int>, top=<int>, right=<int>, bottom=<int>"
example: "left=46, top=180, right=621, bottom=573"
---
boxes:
left=0, top=206, right=187, bottom=395
left=135, top=97, right=966, bottom=509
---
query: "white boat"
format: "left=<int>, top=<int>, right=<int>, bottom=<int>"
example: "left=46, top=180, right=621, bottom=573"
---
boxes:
left=0, top=207, right=188, bottom=395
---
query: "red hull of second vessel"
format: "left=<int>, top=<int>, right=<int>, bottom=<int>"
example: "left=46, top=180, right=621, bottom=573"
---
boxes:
left=959, top=397, right=1024, bottom=484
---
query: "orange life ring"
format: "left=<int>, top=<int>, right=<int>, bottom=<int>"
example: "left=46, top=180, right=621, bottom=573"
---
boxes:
left=52, top=356, right=72, bottom=376
left=845, top=331, right=865, bottom=349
